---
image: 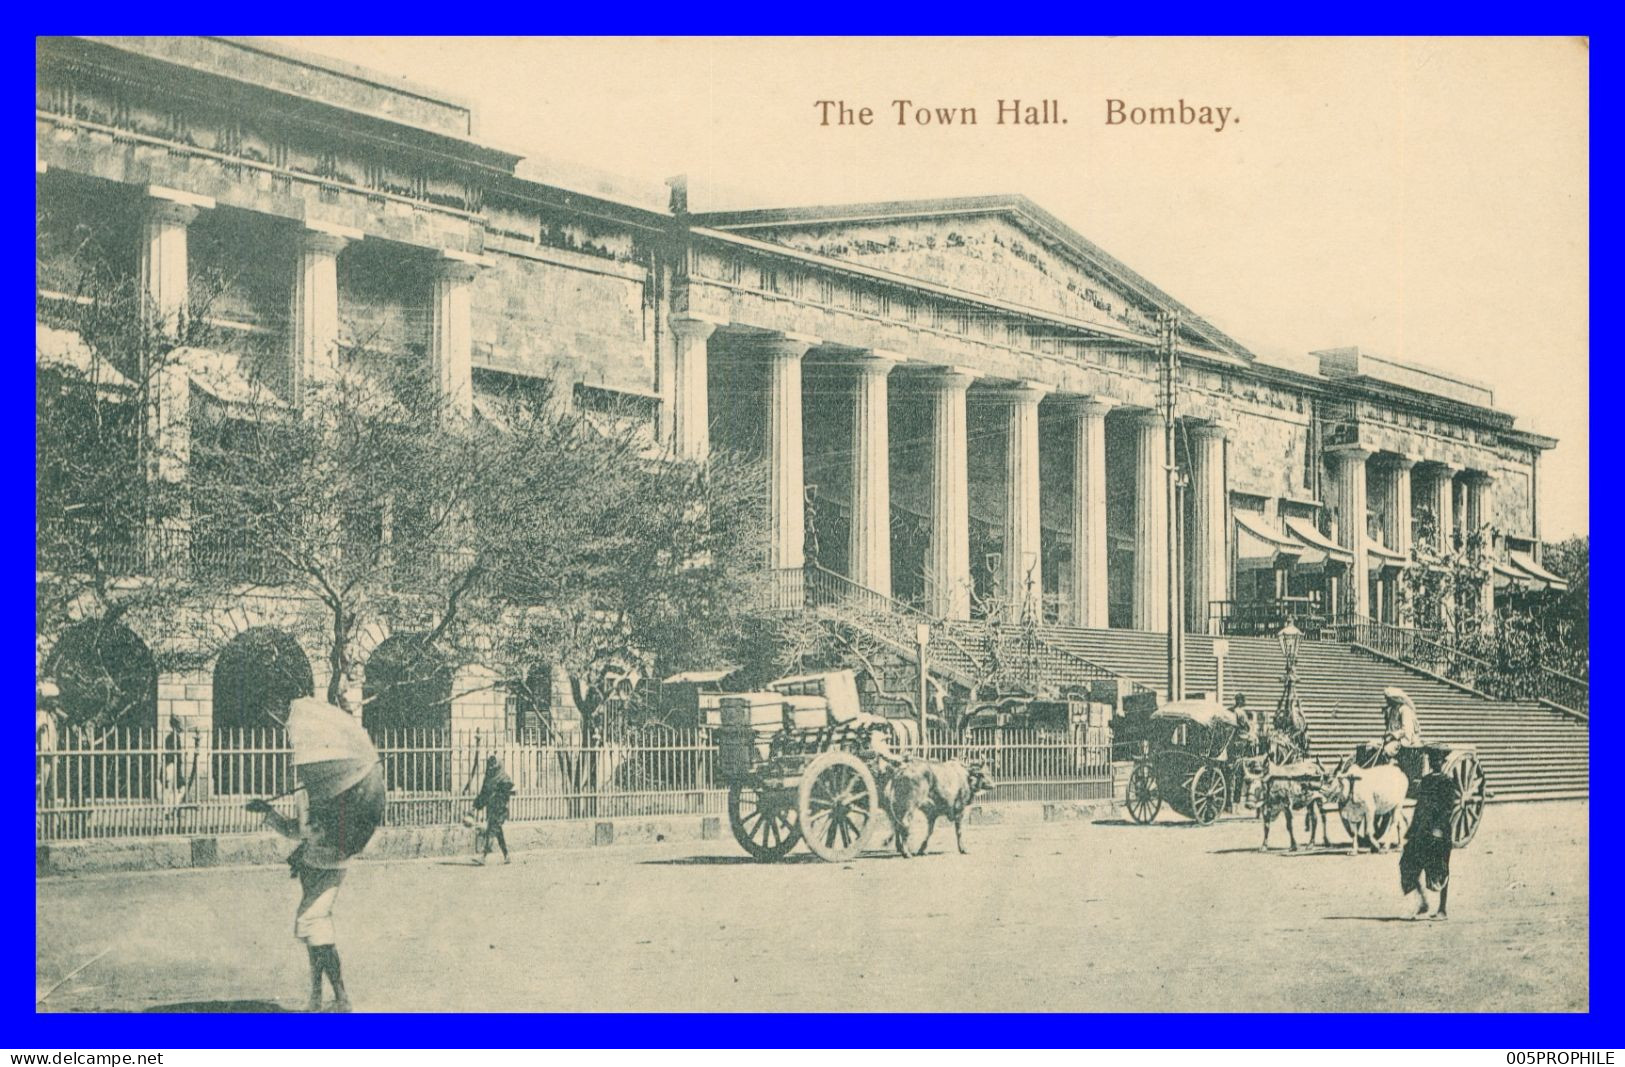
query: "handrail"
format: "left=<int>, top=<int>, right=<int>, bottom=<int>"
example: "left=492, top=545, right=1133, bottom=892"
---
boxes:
left=803, top=564, right=1153, bottom=701
left=1331, top=614, right=1588, bottom=717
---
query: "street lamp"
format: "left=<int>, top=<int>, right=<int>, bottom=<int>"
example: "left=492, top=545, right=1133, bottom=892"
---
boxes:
left=1276, top=620, right=1302, bottom=673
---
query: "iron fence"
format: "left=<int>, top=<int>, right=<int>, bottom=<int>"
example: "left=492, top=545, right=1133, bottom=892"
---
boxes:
left=35, top=722, right=1117, bottom=843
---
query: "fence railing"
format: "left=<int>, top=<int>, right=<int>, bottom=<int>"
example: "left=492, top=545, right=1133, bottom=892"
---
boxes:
left=1330, top=616, right=1589, bottom=718
left=35, top=723, right=1118, bottom=844
left=35, top=726, right=727, bottom=844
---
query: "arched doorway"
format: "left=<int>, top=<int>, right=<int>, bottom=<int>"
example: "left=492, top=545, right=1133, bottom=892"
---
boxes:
left=45, top=619, right=157, bottom=731
left=363, top=634, right=453, bottom=792
left=212, top=627, right=314, bottom=794
left=42, top=619, right=159, bottom=801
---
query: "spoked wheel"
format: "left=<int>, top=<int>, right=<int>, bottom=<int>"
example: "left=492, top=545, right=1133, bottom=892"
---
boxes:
left=797, top=751, right=879, bottom=862
left=1444, top=751, right=1488, bottom=847
left=728, top=783, right=801, bottom=861
left=1125, top=761, right=1161, bottom=824
left=1189, top=766, right=1228, bottom=826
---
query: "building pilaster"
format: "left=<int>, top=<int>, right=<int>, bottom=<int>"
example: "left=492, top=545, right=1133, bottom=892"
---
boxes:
left=290, top=221, right=360, bottom=409
left=669, top=315, right=722, bottom=461
left=1331, top=447, right=1372, bottom=619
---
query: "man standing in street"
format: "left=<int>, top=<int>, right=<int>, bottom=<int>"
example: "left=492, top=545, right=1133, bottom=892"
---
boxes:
left=247, top=797, right=354, bottom=1012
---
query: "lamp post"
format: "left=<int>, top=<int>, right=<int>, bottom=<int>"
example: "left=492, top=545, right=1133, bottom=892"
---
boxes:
left=1275, top=620, right=1303, bottom=755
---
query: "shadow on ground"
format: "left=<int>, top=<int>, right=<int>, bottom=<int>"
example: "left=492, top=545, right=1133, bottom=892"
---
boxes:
left=141, top=1000, right=293, bottom=1013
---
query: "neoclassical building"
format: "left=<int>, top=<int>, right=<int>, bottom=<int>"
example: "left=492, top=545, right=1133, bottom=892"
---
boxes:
left=35, top=37, right=1567, bottom=735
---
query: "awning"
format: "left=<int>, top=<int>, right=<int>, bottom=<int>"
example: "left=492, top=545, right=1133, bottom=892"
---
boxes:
left=36, top=322, right=135, bottom=393
left=1284, top=516, right=1354, bottom=566
left=1509, top=550, right=1570, bottom=592
left=1366, top=537, right=1409, bottom=570
left=1492, top=560, right=1524, bottom=590
left=663, top=667, right=740, bottom=686
left=174, top=348, right=289, bottom=413
left=1235, top=512, right=1301, bottom=571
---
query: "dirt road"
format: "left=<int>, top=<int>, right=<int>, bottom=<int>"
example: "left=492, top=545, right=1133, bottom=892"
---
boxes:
left=36, top=800, right=1587, bottom=1012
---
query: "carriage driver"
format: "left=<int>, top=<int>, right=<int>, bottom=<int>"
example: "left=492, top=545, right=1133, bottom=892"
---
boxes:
left=1381, top=686, right=1421, bottom=759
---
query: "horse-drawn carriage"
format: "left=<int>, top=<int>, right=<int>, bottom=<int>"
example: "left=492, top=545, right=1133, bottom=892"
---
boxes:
left=1123, top=699, right=1247, bottom=826
left=714, top=670, right=921, bottom=862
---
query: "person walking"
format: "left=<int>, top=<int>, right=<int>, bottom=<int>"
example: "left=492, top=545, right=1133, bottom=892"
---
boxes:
left=472, top=755, right=515, bottom=865
left=247, top=796, right=354, bottom=1012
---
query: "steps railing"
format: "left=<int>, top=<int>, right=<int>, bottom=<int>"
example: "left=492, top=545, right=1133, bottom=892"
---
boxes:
left=1330, top=615, right=1588, bottom=719
left=802, top=565, right=1152, bottom=701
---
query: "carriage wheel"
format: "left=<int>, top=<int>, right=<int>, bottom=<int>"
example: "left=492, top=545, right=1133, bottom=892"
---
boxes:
left=1444, top=752, right=1487, bottom=848
left=728, top=783, right=801, bottom=861
left=798, top=751, right=879, bottom=862
left=1189, top=766, right=1228, bottom=826
left=1125, top=761, right=1161, bottom=824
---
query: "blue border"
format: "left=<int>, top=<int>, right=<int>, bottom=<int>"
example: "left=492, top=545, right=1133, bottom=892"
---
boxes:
left=10, top=25, right=1610, bottom=1048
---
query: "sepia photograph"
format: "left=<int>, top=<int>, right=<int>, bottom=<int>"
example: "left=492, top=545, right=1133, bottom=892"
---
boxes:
left=33, top=36, right=1588, bottom=1017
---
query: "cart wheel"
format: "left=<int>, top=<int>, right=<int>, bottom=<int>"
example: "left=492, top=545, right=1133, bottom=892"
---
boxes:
left=728, top=783, right=801, bottom=861
left=1189, top=766, right=1227, bottom=826
left=798, top=751, right=879, bottom=862
left=1444, top=751, right=1487, bottom=848
left=1125, top=762, right=1161, bottom=824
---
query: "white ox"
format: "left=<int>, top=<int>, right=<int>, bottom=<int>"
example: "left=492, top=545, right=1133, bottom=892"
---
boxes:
left=1337, top=762, right=1410, bottom=855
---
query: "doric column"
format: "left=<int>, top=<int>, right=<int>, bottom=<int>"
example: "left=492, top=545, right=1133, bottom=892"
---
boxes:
left=1131, top=412, right=1169, bottom=632
left=992, top=382, right=1050, bottom=621
left=431, top=251, right=483, bottom=424
left=1188, top=422, right=1229, bottom=635
left=924, top=369, right=978, bottom=620
left=1388, top=456, right=1416, bottom=557
left=290, top=221, right=360, bottom=409
left=1062, top=396, right=1116, bottom=628
left=761, top=335, right=815, bottom=577
left=1467, top=471, right=1497, bottom=627
left=848, top=353, right=898, bottom=597
left=139, top=187, right=212, bottom=484
left=1428, top=463, right=1459, bottom=552
left=1330, top=447, right=1372, bottom=618
left=669, top=314, right=721, bottom=461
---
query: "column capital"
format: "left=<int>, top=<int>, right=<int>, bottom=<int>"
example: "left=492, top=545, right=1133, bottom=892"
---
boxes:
left=920, top=366, right=980, bottom=392
left=1425, top=460, right=1462, bottom=477
left=1190, top=419, right=1232, bottom=440
left=302, top=219, right=364, bottom=256
left=436, top=249, right=490, bottom=281
left=1385, top=454, right=1418, bottom=471
left=147, top=184, right=214, bottom=217
left=836, top=351, right=899, bottom=377
left=1057, top=393, right=1118, bottom=419
left=670, top=312, right=726, bottom=342
left=1464, top=468, right=1498, bottom=484
left=1327, top=445, right=1372, bottom=463
left=987, top=379, right=1051, bottom=407
left=754, top=332, right=819, bottom=362
left=1129, top=408, right=1167, bottom=429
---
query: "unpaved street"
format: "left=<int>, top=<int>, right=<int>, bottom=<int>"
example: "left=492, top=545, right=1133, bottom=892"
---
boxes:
left=36, top=800, right=1587, bottom=1013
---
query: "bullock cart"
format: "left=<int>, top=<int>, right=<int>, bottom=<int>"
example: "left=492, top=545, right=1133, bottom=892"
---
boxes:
left=1343, top=740, right=1488, bottom=848
left=714, top=670, right=921, bottom=862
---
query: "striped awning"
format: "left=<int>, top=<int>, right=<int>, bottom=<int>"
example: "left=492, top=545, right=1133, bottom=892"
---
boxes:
left=1283, top=516, right=1354, bottom=566
left=1235, top=512, right=1300, bottom=571
left=1509, top=550, right=1570, bottom=592
left=1366, top=537, right=1409, bottom=570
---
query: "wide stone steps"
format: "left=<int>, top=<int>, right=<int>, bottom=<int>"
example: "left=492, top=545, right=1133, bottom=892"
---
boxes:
left=1037, top=625, right=1588, bottom=803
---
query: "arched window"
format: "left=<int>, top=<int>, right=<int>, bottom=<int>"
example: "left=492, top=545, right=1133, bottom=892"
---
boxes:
left=212, top=627, right=313, bottom=795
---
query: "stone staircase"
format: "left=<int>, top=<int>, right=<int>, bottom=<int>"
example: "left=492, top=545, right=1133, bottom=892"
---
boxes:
left=1040, top=626, right=1589, bottom=803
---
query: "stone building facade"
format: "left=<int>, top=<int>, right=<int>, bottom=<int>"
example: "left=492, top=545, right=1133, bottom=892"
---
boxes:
left=35, top=37, right=1562, bottom=736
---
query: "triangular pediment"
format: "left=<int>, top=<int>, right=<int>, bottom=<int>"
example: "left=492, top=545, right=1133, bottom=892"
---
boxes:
left=696, top=195, right=1251, bottom=359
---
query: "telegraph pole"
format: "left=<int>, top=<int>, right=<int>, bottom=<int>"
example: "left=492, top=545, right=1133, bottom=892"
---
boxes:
left=1160, top=311, right=1186, bottom=701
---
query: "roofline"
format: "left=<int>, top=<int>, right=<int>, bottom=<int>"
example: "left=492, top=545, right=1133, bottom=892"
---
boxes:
left=695, top=193, right=1254, bottom=361
left=46, top=37, right=523, bottom=173
left=216, top=37, right=479, bottom=125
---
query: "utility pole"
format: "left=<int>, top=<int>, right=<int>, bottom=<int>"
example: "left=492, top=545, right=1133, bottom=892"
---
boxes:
left=1160, top=310, right=1186, bottom=702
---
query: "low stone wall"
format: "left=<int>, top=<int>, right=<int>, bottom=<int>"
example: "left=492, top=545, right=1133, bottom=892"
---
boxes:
left=35, top=799, right=1124, bottom=877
